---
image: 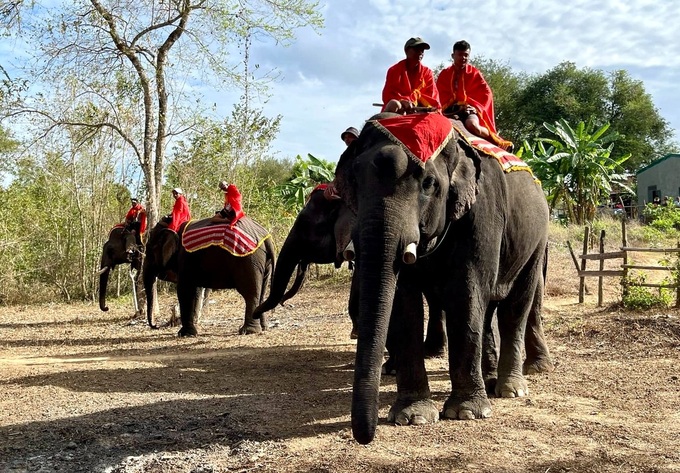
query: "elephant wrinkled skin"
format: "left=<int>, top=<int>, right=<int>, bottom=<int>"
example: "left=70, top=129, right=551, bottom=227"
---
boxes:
left=98, top=226, right=143, bottom=316
left=335, top=113, right=553, bottom=444
left=175, top=217, right=276, bottom=337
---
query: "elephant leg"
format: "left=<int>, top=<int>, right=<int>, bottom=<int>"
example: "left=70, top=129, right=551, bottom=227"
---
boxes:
left=494, top=298, right=530, bottom=398
left=238, top=272, right=266, bottom=335
left=481, top=302, right=500, bottom=394
left=523, top=279, right=554, bottom=375
left=423, top=298, right=446, bottom=358
left=386, top=275, right=439, bottom=427
left=177, top=280, right=199, bottom=337
left=443, top=289, right=492, bottom=420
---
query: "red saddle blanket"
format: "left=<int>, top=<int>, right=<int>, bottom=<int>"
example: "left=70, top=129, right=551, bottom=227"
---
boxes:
left=109, top=223, right=125, bottom=237
left=181, top=217, right=271, bottom=256
left=371, top=113, right=535, bottom=178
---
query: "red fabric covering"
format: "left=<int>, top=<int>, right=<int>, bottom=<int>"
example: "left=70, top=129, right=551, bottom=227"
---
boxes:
left=372, top=113, right=454, bottom=166
left=124, top=203, right=147, bottom=234
left=450, top=121, right=535, bottom=179
left=182, top=221, right=268, bottom=256
left=381, top=60, right=441, bottom=111
left=436, top=64, right=512, bottom=149
left=109, top=223, right=125, bottom=237
left=313, top=183, right=329, bottom=192
left=169, top=195, right=191, bottom=232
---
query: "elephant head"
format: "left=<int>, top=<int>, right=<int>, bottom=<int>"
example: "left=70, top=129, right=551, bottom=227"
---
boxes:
left=142, top=223, right=180, bottom=328
left=335, top=112, right=481, bottom=444
left=99, top=226, right=142, bottom=312
left=253, top=189, right=355, bottom=318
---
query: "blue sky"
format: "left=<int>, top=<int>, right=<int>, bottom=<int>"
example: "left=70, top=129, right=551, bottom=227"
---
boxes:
left=2, top=0, right=678, bottom=166
left=218, top=0, right=680, bottom=163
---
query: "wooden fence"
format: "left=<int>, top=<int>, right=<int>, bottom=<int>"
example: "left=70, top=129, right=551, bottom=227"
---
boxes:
left=566, top=220, right=680, bottom=307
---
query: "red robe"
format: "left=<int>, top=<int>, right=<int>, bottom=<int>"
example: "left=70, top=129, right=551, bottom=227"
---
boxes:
left=169, top=195, right=191, bottom=232
left=436, top=64, right=512, bottom=149
left=124, top=203, right=147, bottom=234
left=381, top=59, right=441, bottom=111
left=223, top=184, right=245, bottom=225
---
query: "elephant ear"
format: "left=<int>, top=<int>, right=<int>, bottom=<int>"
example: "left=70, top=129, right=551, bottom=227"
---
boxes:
left=334, top=139, right=359, bottom=213
left=447, top=136, right=481, bottom=221
left=161, top=231, right=179, bottom=267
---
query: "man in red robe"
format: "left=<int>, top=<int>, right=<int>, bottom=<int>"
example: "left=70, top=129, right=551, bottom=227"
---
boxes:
left=436, top=40, right=513, bottom=151
left=214, top=181, right=245, bottom=226
left=124, top=197, right=147, bottom=245
left=382, top=37, right=441, bottom=114
left=168, top=188, right=191, bottom=232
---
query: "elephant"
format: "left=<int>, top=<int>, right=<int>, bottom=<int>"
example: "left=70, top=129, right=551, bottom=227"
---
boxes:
left=175, top=216, right=276, bottom=337
left=334, top=112, right=553, bottom=444
left=142, top=222, right=209, bottom=329
left=253, top=186, right=355, bottom=319
left=252, top=186, right=449, bottom=358
left=98, top=225, right=144, bottom=316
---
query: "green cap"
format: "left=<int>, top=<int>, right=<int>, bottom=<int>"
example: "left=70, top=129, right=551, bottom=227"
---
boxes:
left=404, top=37, right=430, bottom=51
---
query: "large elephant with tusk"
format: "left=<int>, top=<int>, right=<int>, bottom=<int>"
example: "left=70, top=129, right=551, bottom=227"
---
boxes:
left=335, top=112, right=553, bottom=445
left=98, top=225, right=144, bottom=316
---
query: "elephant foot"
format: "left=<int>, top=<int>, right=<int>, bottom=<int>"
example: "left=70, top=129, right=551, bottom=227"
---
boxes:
left=495, top=374, right=529, bottom=398
left=442, top=391, right=492, bottom=420
left=238, top=324, right=263, bottom=335
left=178, top=326, right=198, bottom=337
left=387, top=398, right=439, bottom=426
left=381, top=356, right=396, bottom=376
left=523, top=357, right=555, bottom=375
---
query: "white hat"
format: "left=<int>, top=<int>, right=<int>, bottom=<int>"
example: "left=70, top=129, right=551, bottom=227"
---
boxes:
left=172, top=188, right=183, bottom=195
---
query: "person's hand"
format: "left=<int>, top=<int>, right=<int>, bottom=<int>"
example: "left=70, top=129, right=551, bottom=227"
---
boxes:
left=401, top=100, right=415, bottom=112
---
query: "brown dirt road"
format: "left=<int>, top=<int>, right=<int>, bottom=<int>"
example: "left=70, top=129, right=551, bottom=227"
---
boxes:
left=1, top=276, right=679, bottom=473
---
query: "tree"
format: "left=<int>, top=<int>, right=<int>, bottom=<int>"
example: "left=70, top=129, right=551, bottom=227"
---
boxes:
left=1, top=0, right=323, bottom=227
left=274, top=153, right=335, bottom=212
left=521, top=118, right=631, bottom=225
left=513, top=62, right=673, bottom=171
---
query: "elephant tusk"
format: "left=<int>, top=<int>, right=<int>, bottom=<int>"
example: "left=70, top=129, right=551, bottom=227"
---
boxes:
left=403, top=242, right=417, bottom=264
left=97, top=266, right=110, bottom=275
left=343, top=241, right=355, bottom=262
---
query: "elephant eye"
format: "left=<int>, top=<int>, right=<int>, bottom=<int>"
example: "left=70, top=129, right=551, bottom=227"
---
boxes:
left=422, top=176, right=437, bottom=192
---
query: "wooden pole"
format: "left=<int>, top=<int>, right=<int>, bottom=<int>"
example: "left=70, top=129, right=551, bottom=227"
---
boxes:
left=598, top=230, right=605, bottom=307
left=579, top=226, right=590, bottom=303
left=621, top=219, right=628, bottom=298
left=676, top=242, right=680, bottom=308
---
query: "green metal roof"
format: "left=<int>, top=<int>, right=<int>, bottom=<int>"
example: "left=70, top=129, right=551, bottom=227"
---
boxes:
left=636, top=153, right=680, bottom=175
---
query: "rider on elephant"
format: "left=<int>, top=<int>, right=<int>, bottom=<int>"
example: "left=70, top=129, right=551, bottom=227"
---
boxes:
left=381, top=37, right=441, bottom=114
left=324, top=127, right=360, bottom=201
left=213, top=181, right=244, bottom=226
left=124, top=197, right=147, bottom=246
left=166, top=188, right=191, bottom=232
left=436, top=39, right=513, bottom=151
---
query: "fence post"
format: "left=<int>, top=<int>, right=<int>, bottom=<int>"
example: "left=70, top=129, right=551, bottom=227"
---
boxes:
left=579, top=226, right=590, bottom=303
left=621, top=219, right=628, bottom=298
left=598, top=230, right=605, bottom=307
left=676, top=242, right=680, bottom=308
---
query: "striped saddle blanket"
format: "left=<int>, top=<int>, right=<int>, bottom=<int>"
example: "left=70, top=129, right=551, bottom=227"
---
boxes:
left=181, top=217, right=270, bottom=256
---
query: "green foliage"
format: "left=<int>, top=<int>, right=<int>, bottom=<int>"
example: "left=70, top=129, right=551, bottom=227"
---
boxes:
left=622, top=273, right=673, bottom=310
left=522, top=118, right=631, bottom=225
left=274, top=154, right=335, bottom=212
left=486, top=61, right=673, bottom=171
left=642, top=203, right=680, bottom=235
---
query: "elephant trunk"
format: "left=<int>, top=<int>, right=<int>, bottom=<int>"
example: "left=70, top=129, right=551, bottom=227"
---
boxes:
left=253, top=238, right=302, bottom=319
left=351, top=223, right=399, bottom=445
left=99, top=268, right=110, bottom=312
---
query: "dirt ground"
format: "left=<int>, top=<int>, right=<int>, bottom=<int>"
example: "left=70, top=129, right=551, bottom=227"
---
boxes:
left=1, top=257, right=680, bottom=472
